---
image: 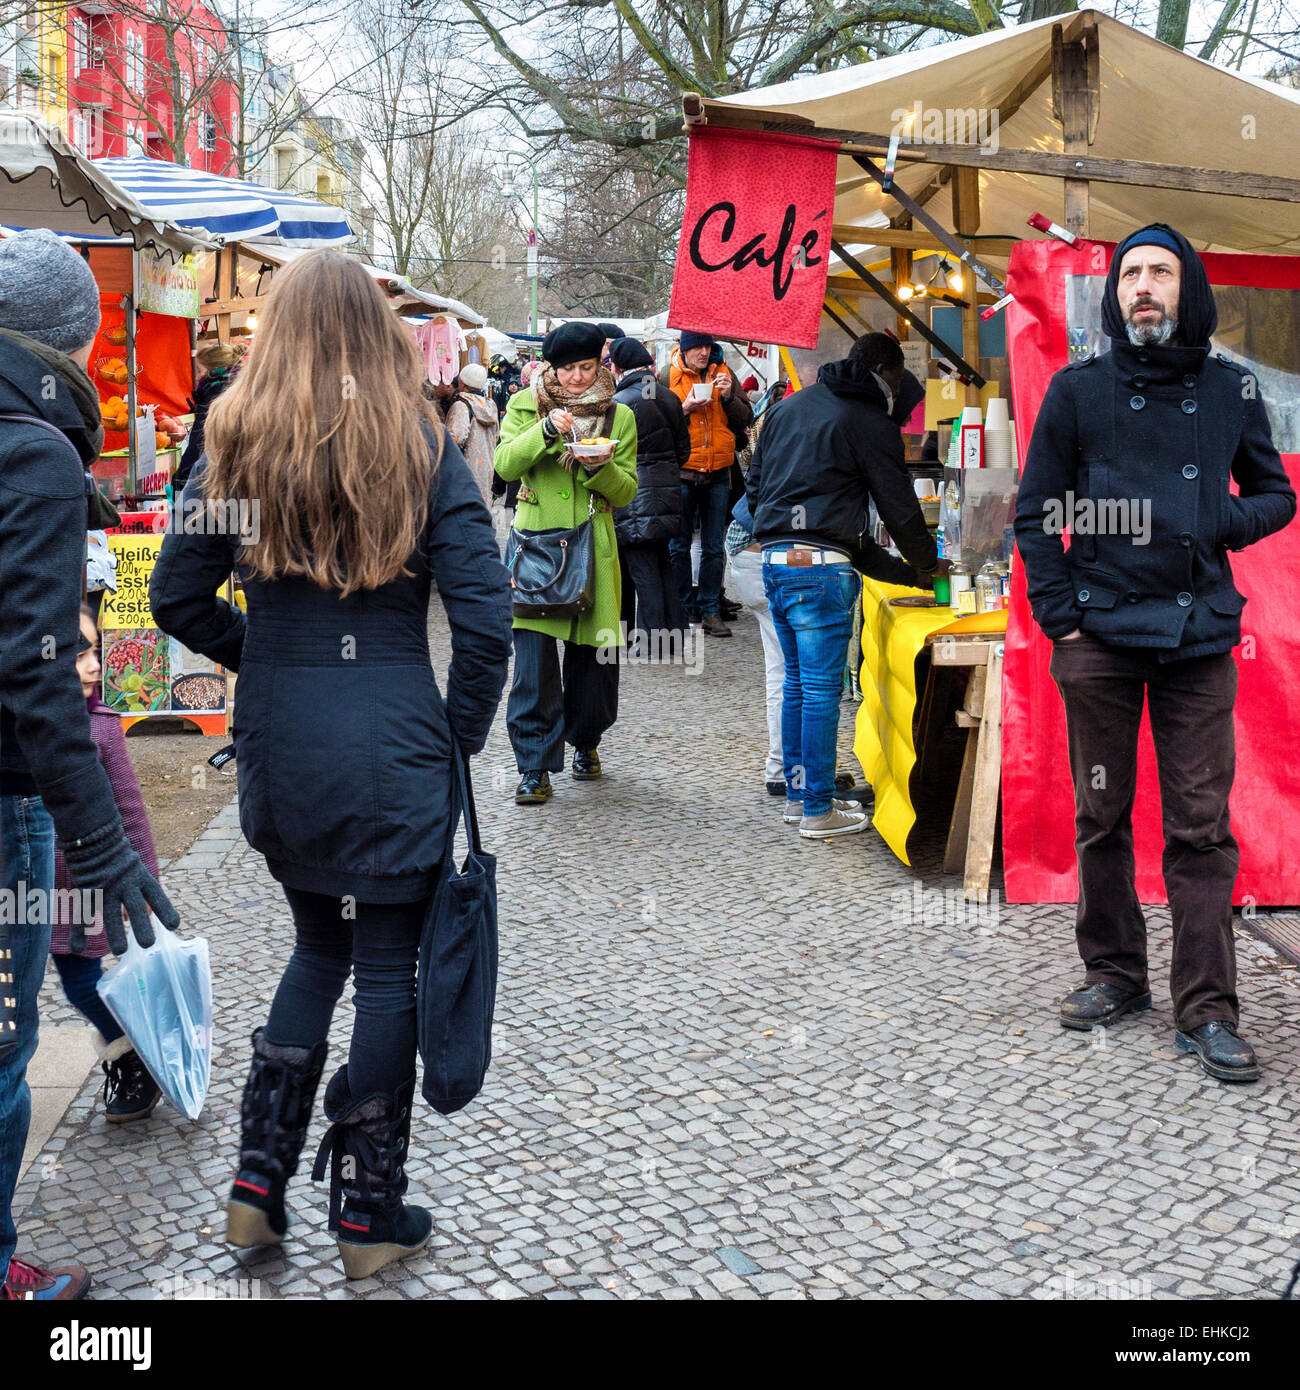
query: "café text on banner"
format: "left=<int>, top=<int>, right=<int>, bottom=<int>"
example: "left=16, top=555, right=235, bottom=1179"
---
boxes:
left=668, top=126, right=840, bottom=351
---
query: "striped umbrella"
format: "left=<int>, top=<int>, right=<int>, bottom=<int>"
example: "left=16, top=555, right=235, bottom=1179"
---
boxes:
left=92, top=157, right=354, bottom=247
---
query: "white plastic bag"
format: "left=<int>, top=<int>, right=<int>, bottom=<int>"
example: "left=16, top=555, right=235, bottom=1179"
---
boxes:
left=97, top=922, right=212, bottom=1120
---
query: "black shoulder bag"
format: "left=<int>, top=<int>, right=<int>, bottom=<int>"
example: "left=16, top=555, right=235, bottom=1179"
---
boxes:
left=503, top=404, right=615, bottom=619
left=417, top=737, right=499, bottom=1115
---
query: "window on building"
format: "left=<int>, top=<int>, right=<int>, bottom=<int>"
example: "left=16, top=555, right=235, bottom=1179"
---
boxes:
left=71, top=108, right=99, bottom=156
left=44, top=50, right=62, bottom=98
left=202, top=112, right=217, bottom=152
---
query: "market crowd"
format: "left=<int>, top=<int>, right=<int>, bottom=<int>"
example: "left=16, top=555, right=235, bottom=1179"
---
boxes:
left=0, top=217, right=1293, bottom=1300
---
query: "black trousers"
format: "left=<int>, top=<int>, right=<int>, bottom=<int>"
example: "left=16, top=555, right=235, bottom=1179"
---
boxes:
left=620, top=540, right=685, bottom=646
left=1050, top=634, right=1239, bottom=1032
left=507, top=628, right=619, bottom=772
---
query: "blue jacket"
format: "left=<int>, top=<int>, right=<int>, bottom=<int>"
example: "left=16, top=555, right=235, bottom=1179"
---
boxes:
left=1015, top=339, right=1295, bottom=659
left=150, top=437, right=512, bottom=901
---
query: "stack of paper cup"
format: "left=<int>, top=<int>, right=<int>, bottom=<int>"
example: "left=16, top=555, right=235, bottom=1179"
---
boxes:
left=958, top=405, right=983, bottom=468
left=983, top=397, right=1013, bottom=467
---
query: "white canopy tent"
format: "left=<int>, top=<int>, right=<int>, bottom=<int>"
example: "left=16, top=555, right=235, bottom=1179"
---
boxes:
left=250, top=245, right=484, bottom=324
left=0, top=112, right=211, bottom=257
left=700, top=8, right=1300, bottom=261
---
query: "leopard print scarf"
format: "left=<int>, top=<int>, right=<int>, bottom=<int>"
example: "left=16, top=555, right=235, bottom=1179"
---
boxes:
left=532, top=365, right=617, bottom=472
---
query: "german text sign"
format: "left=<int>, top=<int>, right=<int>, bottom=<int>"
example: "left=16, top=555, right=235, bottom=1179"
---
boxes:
left=668, top=125, right=840, bottom=350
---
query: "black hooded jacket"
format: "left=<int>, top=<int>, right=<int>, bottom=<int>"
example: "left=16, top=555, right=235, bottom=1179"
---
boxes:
left=0, top=334, right=124, bottom=839
left=746, top=358, right=937, bottom=586
left=1015, top=223, right=1295, bottom=658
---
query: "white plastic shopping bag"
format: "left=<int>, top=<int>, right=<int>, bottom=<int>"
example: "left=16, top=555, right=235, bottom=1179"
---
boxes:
left=97, top=921, right=212, bottom=1119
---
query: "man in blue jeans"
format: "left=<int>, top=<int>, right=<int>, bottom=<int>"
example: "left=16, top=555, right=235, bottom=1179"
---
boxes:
left=1, top=229, right=178, bottom=1300
left=747, top=333, right=944, bottom=839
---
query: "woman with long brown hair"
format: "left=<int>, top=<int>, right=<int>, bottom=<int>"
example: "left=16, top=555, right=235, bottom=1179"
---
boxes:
left=149, top=251, right=512, bottom=1279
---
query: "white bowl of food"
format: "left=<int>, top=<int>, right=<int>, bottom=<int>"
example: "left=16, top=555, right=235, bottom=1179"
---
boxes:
left=568, top=436, right=618, bottom=460
left=688, top=381, right=717, bottom=403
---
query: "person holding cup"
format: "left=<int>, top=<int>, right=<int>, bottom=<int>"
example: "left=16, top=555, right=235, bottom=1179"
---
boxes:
left=663, top=331, right=753, bottom=637
left=494, top=321, right=639, bottom=804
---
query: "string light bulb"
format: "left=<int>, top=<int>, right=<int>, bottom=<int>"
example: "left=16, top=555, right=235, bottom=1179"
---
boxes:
left=896, top=284, right=914, bottom=301
left=246, top=312, right=258, bottom=332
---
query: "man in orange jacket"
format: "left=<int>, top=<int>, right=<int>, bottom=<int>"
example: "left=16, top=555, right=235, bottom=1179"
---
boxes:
left=663, top=331, right=753, bottom=637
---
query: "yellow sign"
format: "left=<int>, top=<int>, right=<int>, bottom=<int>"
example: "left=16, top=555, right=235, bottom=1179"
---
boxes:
left=924, top=378, right=1000, bottom=433
left=100, top=534, right=161, bottom=629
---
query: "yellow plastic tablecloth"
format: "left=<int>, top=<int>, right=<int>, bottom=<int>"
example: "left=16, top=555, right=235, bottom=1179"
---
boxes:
left=853, top=577, right=1005, bottom=864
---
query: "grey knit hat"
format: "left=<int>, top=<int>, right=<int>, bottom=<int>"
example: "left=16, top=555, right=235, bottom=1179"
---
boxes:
left=0, top=229, right=102, bottom=353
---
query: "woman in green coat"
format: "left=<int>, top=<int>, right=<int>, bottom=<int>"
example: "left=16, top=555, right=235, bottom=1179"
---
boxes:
left=494, top=321, right=638, bottom=805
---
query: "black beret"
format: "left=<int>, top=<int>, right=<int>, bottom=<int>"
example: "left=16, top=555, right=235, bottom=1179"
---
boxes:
left=542, top=321, right=607, bottom=368
left=596, top=322, right=626, bottom=340
left=608, top=337, right=654, bottom=371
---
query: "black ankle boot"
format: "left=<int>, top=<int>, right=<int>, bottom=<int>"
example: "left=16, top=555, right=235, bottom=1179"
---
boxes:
left=99, top=1036, right=161, bottom=1124
left=312, top=1066, right=432, bottom=1280
left=225, top=1029, right=328, bottom=1248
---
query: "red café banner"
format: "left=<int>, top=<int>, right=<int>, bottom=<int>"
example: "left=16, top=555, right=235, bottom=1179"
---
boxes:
left=668, top=126, right=841, bottom=350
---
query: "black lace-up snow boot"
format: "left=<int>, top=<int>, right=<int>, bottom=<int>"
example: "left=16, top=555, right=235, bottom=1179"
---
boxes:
left=311, top=1065, right=432, bottom=1279
left=98, top=1034, right=161, bottom=1123
left=225, top=1029, right=328, bottom=1248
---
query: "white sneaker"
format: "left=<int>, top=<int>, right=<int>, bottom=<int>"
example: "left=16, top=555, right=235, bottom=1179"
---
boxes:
left=799, top=806, right=871, bottom=839
left=783, top=797, right=863, bottom=825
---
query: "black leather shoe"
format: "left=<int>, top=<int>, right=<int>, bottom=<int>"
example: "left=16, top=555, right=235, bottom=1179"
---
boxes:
left=1059, top=981, right=1152, bottom=1031
left=765, top=780, right=786, bottom=797
left=1176, top=1021, right=1260, bottom=1083
left=515, top=771, right=552, bottom=804
left=834, top=771, right=855, bottom=792
left=572, top=749, right=602, bottom=781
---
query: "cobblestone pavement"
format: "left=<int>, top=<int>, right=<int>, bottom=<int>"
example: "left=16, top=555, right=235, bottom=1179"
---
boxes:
left=14, top=604, right=1300, bottom=1301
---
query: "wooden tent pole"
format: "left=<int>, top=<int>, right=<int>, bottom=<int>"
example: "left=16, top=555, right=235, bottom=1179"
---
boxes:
left=1052, top=17, right=1100, bottom=236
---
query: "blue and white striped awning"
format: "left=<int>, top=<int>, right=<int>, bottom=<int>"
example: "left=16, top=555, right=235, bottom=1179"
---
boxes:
left=92, top=158, right=354, bottom=248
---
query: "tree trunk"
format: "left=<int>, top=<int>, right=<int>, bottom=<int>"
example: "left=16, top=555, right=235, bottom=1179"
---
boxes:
left=1021, top=0, right=1076, bottom=20
left=1155, top=0, right=1191, bottom=49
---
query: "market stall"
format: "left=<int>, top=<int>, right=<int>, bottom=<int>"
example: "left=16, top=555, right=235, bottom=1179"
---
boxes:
left=673, top=11, right=1300, bottom=904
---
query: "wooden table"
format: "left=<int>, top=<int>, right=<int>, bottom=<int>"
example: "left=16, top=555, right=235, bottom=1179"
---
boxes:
left=927, top=633, right=1005, bottom=903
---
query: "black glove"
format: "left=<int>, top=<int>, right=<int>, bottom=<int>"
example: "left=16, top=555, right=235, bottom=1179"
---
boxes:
left=59, top=820, right=180, bottom=955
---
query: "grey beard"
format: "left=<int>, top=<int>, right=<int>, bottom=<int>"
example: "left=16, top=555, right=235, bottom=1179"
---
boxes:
left=1125, top=311, right=1177, bottom=346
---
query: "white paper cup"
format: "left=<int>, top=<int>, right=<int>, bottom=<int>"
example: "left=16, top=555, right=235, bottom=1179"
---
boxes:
left=960, top=405, right=983, bottom=426
left=984, top=398, right=1010, bottom=432
left=689, top=381, right=716, bottom=403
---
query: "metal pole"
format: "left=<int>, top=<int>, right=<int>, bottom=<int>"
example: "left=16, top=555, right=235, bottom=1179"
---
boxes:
left=530, top=158, right=538, bottom=336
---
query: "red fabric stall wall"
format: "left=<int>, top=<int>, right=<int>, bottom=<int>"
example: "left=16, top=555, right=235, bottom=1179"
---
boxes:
left=90, top=299, right=193, bottom=425
left=1003, top=238, right=1300, bottom=906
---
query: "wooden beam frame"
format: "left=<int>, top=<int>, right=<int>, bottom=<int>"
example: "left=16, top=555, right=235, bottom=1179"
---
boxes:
left=831, top=239, right=985, bottom=387
left=832, top=225, right=1018, bottom=257
left=702, top=118, right=1300, bottom=203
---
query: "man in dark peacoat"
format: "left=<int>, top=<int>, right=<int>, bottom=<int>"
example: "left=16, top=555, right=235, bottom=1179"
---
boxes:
left=610, top=338, right=689, bottom=656
left=1015, top=222, right=1295, bottom=1083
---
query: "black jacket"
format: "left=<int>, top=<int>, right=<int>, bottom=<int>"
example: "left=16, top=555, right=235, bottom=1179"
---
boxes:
left=1016, top=281, right=1295, bottom=658
left=746, top=358, right=938, bottom=585
left=149, top=438, right=512, bottom=902
left=173, top=367, right=234, bottom=494
left=613, top=368, right=688, bottom=546
left=0, top=335, right=123, bottom=839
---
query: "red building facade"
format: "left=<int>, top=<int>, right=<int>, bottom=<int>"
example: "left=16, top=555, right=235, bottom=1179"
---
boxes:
left=63, top=1, right=238, bottom=171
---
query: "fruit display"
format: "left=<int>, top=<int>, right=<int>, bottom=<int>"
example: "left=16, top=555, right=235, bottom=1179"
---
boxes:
left=103, top=325, right=128, bottom=346
left=102, top=629, right=170, bottom=713
left=97, top=357, right=129, bottom=386
left=101, top=395, right=130, bottom=432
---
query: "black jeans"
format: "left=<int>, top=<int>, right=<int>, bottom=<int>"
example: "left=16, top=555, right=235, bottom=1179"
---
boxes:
left=264, top=887, right=427, bottom=1098
left=620, top=540, right=685, bottom=647
left=1050, top=634, right=1239, bottom=1031
left=507, top=628, right=619, bottom=772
